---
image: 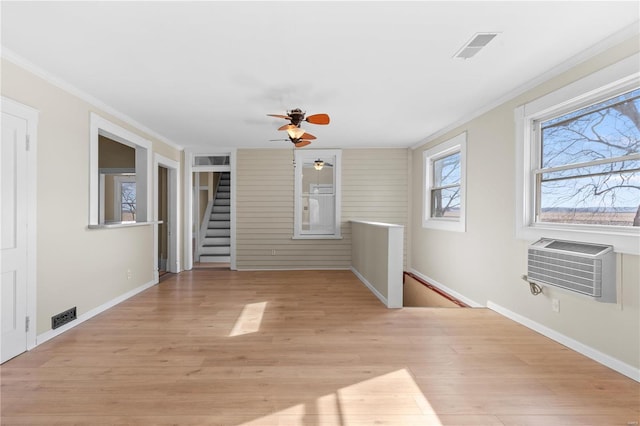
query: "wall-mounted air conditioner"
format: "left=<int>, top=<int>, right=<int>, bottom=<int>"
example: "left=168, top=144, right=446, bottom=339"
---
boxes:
left=527, top=238, right=616, bottom=303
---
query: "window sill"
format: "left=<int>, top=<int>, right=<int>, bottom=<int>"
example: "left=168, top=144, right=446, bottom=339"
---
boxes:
left=88, top=221, right=163, bottom=230
left=292, top=235, right=343, bottom=240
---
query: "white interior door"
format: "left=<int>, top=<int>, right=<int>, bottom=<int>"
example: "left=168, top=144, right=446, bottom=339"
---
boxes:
left=1, top=111, right=29, bottom=363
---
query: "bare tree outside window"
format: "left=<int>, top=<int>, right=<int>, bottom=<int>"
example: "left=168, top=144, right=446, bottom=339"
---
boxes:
left=538, top=88, right=640, bottom=226
left=121, top=181, right=136, bottom=222
left=431, top=152, right=461, bottom=218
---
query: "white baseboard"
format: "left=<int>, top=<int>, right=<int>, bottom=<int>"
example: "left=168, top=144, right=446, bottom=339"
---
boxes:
left=236, top=267, right=351, bottom=271
left=350, top=266, right=390, bottom=308
left=487, top=301, right=640, bottom=383
left=408, top=268, right=483, bottom=308
left=36, top=279, right=158, bottom=346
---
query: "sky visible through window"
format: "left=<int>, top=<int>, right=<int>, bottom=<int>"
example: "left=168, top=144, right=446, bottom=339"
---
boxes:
left=121, top=181, right=136, bottom=221
left=431, top=152, right=461, bottom=217
left=539, top=88, right=639, bottom=226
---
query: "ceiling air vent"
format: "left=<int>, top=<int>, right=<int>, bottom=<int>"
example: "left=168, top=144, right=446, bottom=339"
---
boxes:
left=454, top=33, right=498, bottom=59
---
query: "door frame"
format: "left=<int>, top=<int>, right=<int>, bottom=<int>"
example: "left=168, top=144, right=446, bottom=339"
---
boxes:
left=153, top=154, right=180, bottom=280
left=183, top=149, right=236, bottom=270
left=1, top=96, right=38, bottom=352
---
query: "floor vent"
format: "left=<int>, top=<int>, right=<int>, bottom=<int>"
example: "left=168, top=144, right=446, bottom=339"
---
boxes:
left=52, top=307, right=77, bottom=329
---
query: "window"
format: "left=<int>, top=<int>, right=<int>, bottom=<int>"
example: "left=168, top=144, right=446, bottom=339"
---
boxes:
left=431, top=151, right=461, bottom=219
left=423, top=132, right=467, bottom=232
left=193, top=155, right=230, bottom=166
left=536, top=89, right=639, bottom=226
left=89, top=113, right=151, bottom=226
left=114, top=176, right=136, bottom=222
left=294, top=149, right=342, bottom=239
left=515, top=54, right=640, bottom=254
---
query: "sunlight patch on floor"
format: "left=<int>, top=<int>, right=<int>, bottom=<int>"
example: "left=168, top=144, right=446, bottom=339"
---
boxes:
left=229, top=302, right=267, bottom=337
left=240, top=368, right=442, bottom=425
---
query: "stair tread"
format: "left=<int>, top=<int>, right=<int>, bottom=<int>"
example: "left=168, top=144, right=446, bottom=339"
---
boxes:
left=200, top=173, right=231, bottom=259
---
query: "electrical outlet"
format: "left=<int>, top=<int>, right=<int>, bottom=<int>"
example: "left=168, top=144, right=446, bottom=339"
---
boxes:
left=552, top=298, right=560, bottom=313
left=271, top=249, right=276, bottom=256
left=127, top=269, right=132, bottom=280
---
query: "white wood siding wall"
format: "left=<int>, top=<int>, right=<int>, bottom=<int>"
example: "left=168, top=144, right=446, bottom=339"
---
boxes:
left=342, top=149, right=409, bottom=268
left=236, top=148, right=408, bottom=270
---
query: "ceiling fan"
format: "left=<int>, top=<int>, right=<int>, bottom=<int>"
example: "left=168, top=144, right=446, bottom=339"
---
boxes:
left=267, top=108, right=330, bottom=148
left=313, top=159, right=333, bottom=170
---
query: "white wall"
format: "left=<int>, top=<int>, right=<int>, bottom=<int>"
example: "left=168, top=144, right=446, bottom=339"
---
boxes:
left=410, top=36, right=640, bottom=373
left=1, top=59, right=182, bottom=335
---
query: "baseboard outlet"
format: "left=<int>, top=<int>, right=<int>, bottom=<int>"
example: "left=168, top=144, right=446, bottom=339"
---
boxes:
left=408, top=268, right=483, bottom=308
left=36, top=279, right=157, bottom=346
left=487, top=301, right=640, bottom=383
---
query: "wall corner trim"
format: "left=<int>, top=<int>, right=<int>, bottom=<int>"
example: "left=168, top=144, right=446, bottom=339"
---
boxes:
left=35, top=280, right=158, bottom=346
left=487, top=301, right=640, bottom=382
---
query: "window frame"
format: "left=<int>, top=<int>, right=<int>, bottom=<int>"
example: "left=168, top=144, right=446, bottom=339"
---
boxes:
left=113, top=175, right=137, bottom=222
left=422, top=132, right=467, bottom=232
left=89, top=113, right=152, bottom=226
left=515, top=53, right=640, bottom=255
left=293, top=149, right=342, bottom=239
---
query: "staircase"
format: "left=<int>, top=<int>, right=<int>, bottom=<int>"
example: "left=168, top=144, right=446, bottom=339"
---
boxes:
left=200, top=172, right=231, bottom=263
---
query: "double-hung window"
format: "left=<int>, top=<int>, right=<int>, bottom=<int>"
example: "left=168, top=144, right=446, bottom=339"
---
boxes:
left=536, top=89, right=639, bottom=227
left=294, top=149, right=342, bottom=239
left=423, top=132, right=467, bottom=232
left=515, top=54, right=640, bottom=254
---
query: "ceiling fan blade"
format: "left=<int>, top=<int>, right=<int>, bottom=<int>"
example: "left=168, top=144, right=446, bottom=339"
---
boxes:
left=267, top=114, right=291, bottom=120
left=305, top=113, right=330, bottom=125
left=301, top=132, right=316, bottom=140
left=278, top=124, right=295, bottom=131
left=294, top=140, right=312, bottom=148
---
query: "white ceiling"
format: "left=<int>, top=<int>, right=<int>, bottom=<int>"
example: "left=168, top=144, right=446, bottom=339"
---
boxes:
left=2, top=1, right=639, bottom=150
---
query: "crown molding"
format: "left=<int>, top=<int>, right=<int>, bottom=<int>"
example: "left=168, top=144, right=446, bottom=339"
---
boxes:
left=1, top=47, right=184, bottom=151
left=411, top=21, right=640, bottom=150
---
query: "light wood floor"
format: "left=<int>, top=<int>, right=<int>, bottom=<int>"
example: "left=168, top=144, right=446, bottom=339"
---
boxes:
left=1, top=270, right=638, bottom=425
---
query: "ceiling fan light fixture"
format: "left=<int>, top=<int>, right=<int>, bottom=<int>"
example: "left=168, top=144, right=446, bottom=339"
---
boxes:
left=314, top=159, right=325, bottom=170
left=268, top=109, right=330, bottom=148
left=286, top=126, right=306, bottom=140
